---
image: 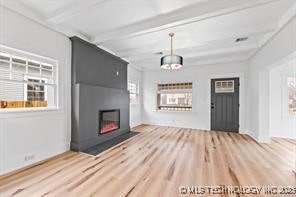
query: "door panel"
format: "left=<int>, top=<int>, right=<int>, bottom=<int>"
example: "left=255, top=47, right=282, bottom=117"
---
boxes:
left=211, top=78, right=239, bottom=132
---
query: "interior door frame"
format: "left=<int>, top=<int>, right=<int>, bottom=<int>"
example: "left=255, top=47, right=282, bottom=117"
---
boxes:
left=208, top=74, right=243, bottom=133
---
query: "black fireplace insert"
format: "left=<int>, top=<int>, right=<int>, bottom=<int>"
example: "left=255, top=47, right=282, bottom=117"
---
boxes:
left=99, top=109, right=120, bottom=135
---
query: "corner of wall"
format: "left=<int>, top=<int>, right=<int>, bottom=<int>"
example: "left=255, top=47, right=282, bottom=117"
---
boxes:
left=242, top=129, right=271, bottom=143
left=246, top=11, right=296, bottom=144
left=257, top=134, right=272, bottom=143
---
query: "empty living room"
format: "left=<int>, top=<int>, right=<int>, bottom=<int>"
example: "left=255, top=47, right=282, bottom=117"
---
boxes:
left=0, top=0, right=296, bottom=196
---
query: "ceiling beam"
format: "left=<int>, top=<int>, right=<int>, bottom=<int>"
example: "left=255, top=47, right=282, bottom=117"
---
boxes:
left=183, top=44, right=257, bottom=59
left=114, top=22, right=276, bottom=58
left=45, top=0, right=106, bottom=25
left=136, top=55, right=250, bottom=71
left=0, top=0, right=91, bottom=41
left=129, top=43, right=258, bottom=62
left=91, top=0, right=275, bottom=44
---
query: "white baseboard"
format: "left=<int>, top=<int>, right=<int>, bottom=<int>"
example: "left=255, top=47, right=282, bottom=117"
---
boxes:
left=270, top=134, right=296, bottom=139
left=142, top=121, right=208, bottom=130
left=257, top=133, right=271, bottom=143
left=241, top=130, right=258, bottom=141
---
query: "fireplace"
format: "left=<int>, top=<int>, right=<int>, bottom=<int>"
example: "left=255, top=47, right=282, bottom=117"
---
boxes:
left=99, top=109, right=120, bottom=134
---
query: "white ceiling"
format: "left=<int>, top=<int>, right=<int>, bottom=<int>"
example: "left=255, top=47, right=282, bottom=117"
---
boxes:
left=1, top=0, right=296, bottom=70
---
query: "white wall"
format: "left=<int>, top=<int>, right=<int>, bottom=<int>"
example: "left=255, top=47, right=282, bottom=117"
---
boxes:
left=248, top=16, right=296, bottom=142
left=142, top=61, right=248, bottom=132
left=128, top=65, right=143, bottom=128
left=269, top=60, right=296, bottom=138
left=0, top=6, right=71, bottom=175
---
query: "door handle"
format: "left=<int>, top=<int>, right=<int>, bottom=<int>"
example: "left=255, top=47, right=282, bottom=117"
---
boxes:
left=211, top=103, right=215, bottom=109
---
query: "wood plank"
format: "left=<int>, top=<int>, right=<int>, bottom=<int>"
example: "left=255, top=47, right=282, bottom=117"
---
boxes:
left=0, top=125, right=295, bottom=197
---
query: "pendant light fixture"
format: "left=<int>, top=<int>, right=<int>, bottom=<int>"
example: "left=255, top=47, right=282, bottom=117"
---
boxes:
left=160, top=33, right=183, bottom=70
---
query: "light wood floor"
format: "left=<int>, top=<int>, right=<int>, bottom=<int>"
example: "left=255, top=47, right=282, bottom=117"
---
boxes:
left=0, top=125, right=295, bottom=197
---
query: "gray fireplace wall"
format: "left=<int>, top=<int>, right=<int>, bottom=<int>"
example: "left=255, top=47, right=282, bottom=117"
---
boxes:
left=70, top=37, right=130, bottom=151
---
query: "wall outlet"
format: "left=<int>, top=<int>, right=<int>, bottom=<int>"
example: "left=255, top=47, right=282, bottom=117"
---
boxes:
left=24, top=155, right=35, bottom=162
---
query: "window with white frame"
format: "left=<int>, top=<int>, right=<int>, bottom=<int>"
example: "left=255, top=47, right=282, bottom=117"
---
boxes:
left=215, top=80, right=234, bottom=93
left=157, top=82, right=192, bottom=111
left=26, top=77, right=47, bottom=101
left=287, top=76, right=296, bottom=115
left=128, top=81, right=139, bottom=104
left=0, top=47, right=57, bottom=110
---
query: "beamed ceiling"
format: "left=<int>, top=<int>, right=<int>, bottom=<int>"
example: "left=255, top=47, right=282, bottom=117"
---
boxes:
left=1, top=0, right=296, bottom=70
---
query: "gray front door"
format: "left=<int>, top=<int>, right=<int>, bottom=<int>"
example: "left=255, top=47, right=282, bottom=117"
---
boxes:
left=211, top=78, right=239, bottom=132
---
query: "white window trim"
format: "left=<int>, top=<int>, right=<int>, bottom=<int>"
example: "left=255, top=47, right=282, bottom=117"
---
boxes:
left=23, top=76, right=48, bottom=102
left=215, top=80, right=234, bottom=93
left=128, top=80, right=140, bottom=105
left=0, top=44, right=59, bottom=113
left=156, top=82, right=193, bottom=112
left=278, top=71, right=295, bottom=118
left=284, top=74, right=296, bottom=117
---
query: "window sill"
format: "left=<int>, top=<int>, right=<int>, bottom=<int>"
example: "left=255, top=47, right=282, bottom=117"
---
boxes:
left=0, top=107, right=60, bottom=114
left=156, top=109, right=193, bottom=113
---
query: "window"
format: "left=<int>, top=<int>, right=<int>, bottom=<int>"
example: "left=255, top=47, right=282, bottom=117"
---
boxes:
left=215, top=80, right=234, bottom=93
left=128, top=81, right=139, bottom=104
left=157, top=82, right=192, bottom=111
left=26, top=77, right=46, bottom=101
left=0, top=47, right=57, bottom=110
left=287, top=77, right=296, bottom=115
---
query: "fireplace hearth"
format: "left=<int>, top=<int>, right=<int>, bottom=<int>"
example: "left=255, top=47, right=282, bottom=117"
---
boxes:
left=99, top=109, right=120, bottom=134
